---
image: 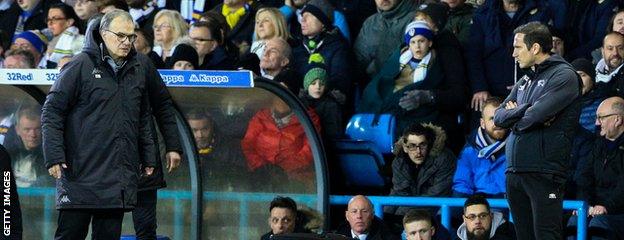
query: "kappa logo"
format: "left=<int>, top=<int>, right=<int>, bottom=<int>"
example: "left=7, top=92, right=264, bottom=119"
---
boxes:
left=537, top=80, right=546, bottom=87
left=549, top=193, right=557, bottom=199
left=92, top=68, right=103, bottom=79
left=60, top=195, right=71, bottom=203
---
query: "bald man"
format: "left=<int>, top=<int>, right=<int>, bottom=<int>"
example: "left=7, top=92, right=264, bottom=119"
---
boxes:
left=595, top=32, right=624, bottom=97
left=336, top=195, right=398, bottom=239
left=569, top=96, right=624, bottom=239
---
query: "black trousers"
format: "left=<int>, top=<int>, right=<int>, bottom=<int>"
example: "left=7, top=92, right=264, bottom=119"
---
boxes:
left=54, top=209, right=124, bottom=240
left=506, top=172, right=566, bottom=240
left=132, top=189, right=158, bottom=240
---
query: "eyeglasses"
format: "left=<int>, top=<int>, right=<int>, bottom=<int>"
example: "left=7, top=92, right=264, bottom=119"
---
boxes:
left=46, top=17, right=67, bottom=24
left=404, top=143, right=428, bottom=152
left=597, top=113, right=620, bottom=123
left=464, top=212, right=490, bottom=221
left=103, top=30, right=137, bottom=43
left=191, top=37, right=216, bottom=43
left=153, top=24, right=172, bottom=30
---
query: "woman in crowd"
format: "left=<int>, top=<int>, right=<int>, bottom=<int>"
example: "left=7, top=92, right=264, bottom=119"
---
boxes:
left=251, top=7, right=290, bottom=59
left=153, top=10, right=189, bottom=61
left=45, top=3, right=84, bottom=69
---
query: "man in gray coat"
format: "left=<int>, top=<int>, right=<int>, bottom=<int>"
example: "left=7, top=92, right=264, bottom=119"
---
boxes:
left=42, top=10, right=157, bottom=239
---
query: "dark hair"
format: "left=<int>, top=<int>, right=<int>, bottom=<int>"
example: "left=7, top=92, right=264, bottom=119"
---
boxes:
left=403, top=209, right=433, bottom=226
left=482, top=97, right=503, bottom=110
left=191, top=21, right=224, bottom=45
left=463, top=194, right=491, bottom=213
left=402, top=123, right=435, bottom=146
left=48, top=3, right=81, bottom=27
left=269, top=196, right=298, bottom=214
left=199, top=11, right=230, bottom=39
left=513, top=21, right=552, bottom=54
left=5, top=48, right=36, bottom=68
left=0, top=30, right=10, bottom=54
left=135, top=28, right=154, bottom=48
left=185, top=109, right=214, bottom=126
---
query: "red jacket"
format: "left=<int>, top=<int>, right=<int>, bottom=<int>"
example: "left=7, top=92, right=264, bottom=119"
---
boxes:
left=241, top=108, right=321, bottom=183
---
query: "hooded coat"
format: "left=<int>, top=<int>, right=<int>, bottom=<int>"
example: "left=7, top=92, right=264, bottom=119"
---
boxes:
left=455, top=211, right=516, bottom=240
left=41, top=18, right=157, bottom=209
left=354, top=0, right=417, bottom=77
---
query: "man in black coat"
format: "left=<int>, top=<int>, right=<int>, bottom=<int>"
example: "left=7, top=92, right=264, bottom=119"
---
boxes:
left=0, top=144, right=22, bottom=240
left=335, top=195, right=399, bottom=240
left=494, top=22, right=581, bottom=240
left=0, top=0, right=61, bottom=40
left=41, top=10, right=157, bottom=239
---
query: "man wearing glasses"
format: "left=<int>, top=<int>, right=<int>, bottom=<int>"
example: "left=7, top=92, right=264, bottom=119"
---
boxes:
left=384, top=123, right=455, bottom=216
left=455, top=194, right=515, bottom=240
left=42, top=10, right=158, bottom=239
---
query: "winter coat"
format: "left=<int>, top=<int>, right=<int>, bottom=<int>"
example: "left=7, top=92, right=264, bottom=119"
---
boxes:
left=280, top=6, right=351, bottom=43
left=292, top=31, right=351, bottom=95
left=41, top=19, right=157, bottom=210
left=494, top=55, right=581, bottom=178
left=3, top=132, right=50, bottom=188
left=335, top=216, right=399, bottom=240
left=358, top=46, right=466, bottom=137
left=199, top=45, right=237, bottom=70
left=385, top=124, right=456, bottom=216
left=452, top=129, right=507, bottom=196
left=444, top=3, right=475, bottom=48
left=354, top=0, right=416, bottom=77
left=565, top=0, right=618, bottom=60
left=466, top=0, right=559, bottom=97
left=300, top=93, right=342, bottom=140
left=241, top=108, right=321, bottom=184
left=199, top=133, right=248, bottom=191
left=0, top=0, right=61, bottom=40
left=455, top=211, right=516, bottom=240
left=578, top=134, right=624, bottom=215
left=211, top=3, right=256, bottom=48
left=0, top=144, right=22, bottom=240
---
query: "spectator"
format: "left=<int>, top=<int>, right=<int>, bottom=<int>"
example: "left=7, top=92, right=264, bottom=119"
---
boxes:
left=189, top=21, right=237, bottom=70
left=441, top=0, right=474, bottom=48
left=134, top=28, right=165, bottom=69
left=0, top=144, right=22, bottom=240
left=385, top=123, right=455, bottom=216
left=595, top=32, right=624, bottom=97
left=241, top=96, right=320, bottom=191
left=152, top=10, right=189, bottom=61
left=494, top=22, right=581, bottom=240
left=97, top=0, right=129, bottom=13
left=567, top=58, right=602, bottom=200
left=3, top=48, right=36, bottom=68
left=354, top=0, right=416, bottom=78
left=569, top=96, right=624, bottom=239
left=467, top=0, right=560, bottom=112
left=590, top=10, right=624, bottom=63
left=259, top=37, right=302, bottom=93
left=0, top=0, right=61, bottom=40
left=291, top=0, right=351, bottom=96
left=261, top=196, right=298, bottom=239
left=280, top=0, right=351, bottom=42
left=211, top=0, right=256, bottom=55
left=41, top=10, right=157, bottom=239
left=128, top=0, right=159, bottom=37
left=73, top=0, right=99, bottom=21
left=564, top=0, right=617, bottom=61
left=299, top=63, right=342, bottom=139
left=10, top=30, right=48, bottom=68
left=359, top=21, right=465, bottom=138
left=327, top=0, right=376, bottom=42
left=45, top=3, right=84, bottom=68
left=453, top=97, right=508, bottom=198
left=4, top=106, right=46, bottom=188
left=455, top=194, right=516, bottom=240
left=336, top=195, right=398, bottom=239
left=550, top=25, right=565, bottom=58
left=166, top=43, right=198, bottom=70
left=251, top=7, right=290, bottom=59
left=404, top=209, right=452, bottom=240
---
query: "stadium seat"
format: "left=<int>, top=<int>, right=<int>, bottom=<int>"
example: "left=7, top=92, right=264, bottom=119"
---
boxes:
left=333, top=139, right=388, bottom=188
left=345, top=113, right=396, bottom=154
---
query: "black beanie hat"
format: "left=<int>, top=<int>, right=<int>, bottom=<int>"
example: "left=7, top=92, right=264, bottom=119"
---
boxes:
left=167, top=44, right=199, bottom=69
left=416, top=2, right=450, bottom=30
left=571, top=58, right=596, bottom=82
left=301, top=0, right=334, bottom=30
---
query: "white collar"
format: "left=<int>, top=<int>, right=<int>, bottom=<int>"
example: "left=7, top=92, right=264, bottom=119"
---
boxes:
left=351, top=230, right=367, bottom=240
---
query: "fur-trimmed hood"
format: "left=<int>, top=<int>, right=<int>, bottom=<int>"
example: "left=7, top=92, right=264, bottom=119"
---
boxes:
left=392, top=123, right=447, bottom=157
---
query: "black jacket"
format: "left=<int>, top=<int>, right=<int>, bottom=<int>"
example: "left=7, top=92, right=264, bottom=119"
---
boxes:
left=0, top=0, right=61, bottom=40
left=199, top=45, right=237, bottom=70
left=335, top=217, right=399, bottom=240
left=211, top=3, right=256, bottom=48
left=300, top=93, right=343, bottom=140
left=494, top=55, right=581, bottom=177
left=578, top=135, right=624, bottom=215
left=41, top=18, right=157, bottom=210
left=0, top=144, right=22, bottom=240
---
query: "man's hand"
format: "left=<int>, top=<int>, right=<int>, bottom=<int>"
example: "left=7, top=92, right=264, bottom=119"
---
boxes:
left=590, top=205, right=608, bottom=216
left=144, top=167, right=154, bottom=176
left=48, top=163, right=67, bottom=179
left=398, top=90, right=432, bottom=111
left=471, top=91, right=490, bottom=111
left=505, top=101, right=518, bottom=110
left=166, top=151, right=182, bottom=173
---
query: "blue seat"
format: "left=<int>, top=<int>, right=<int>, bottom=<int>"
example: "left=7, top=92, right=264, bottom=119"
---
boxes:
left=333, top=139, right=388, bottom=188
left=120, top=236, right=170, bottom=240
left=345, top=114, right=396, bottom=154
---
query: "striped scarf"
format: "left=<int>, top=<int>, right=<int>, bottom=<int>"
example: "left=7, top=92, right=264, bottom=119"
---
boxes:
left=475, top=127, right=505, bottom=161
left=48, top=26, right=83, bottom=64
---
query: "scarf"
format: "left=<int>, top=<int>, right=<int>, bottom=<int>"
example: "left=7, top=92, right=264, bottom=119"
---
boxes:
left=129, top=2, right=156, bottom=22
left=400, top=50, right=431, bottom=84
left=48, top=26, right=83, bottom=64
left=222, top=4, right=247, bottom=29
left=595, top=59, right=624, bottom=83
left=475, top=127, right=506, bottom=161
